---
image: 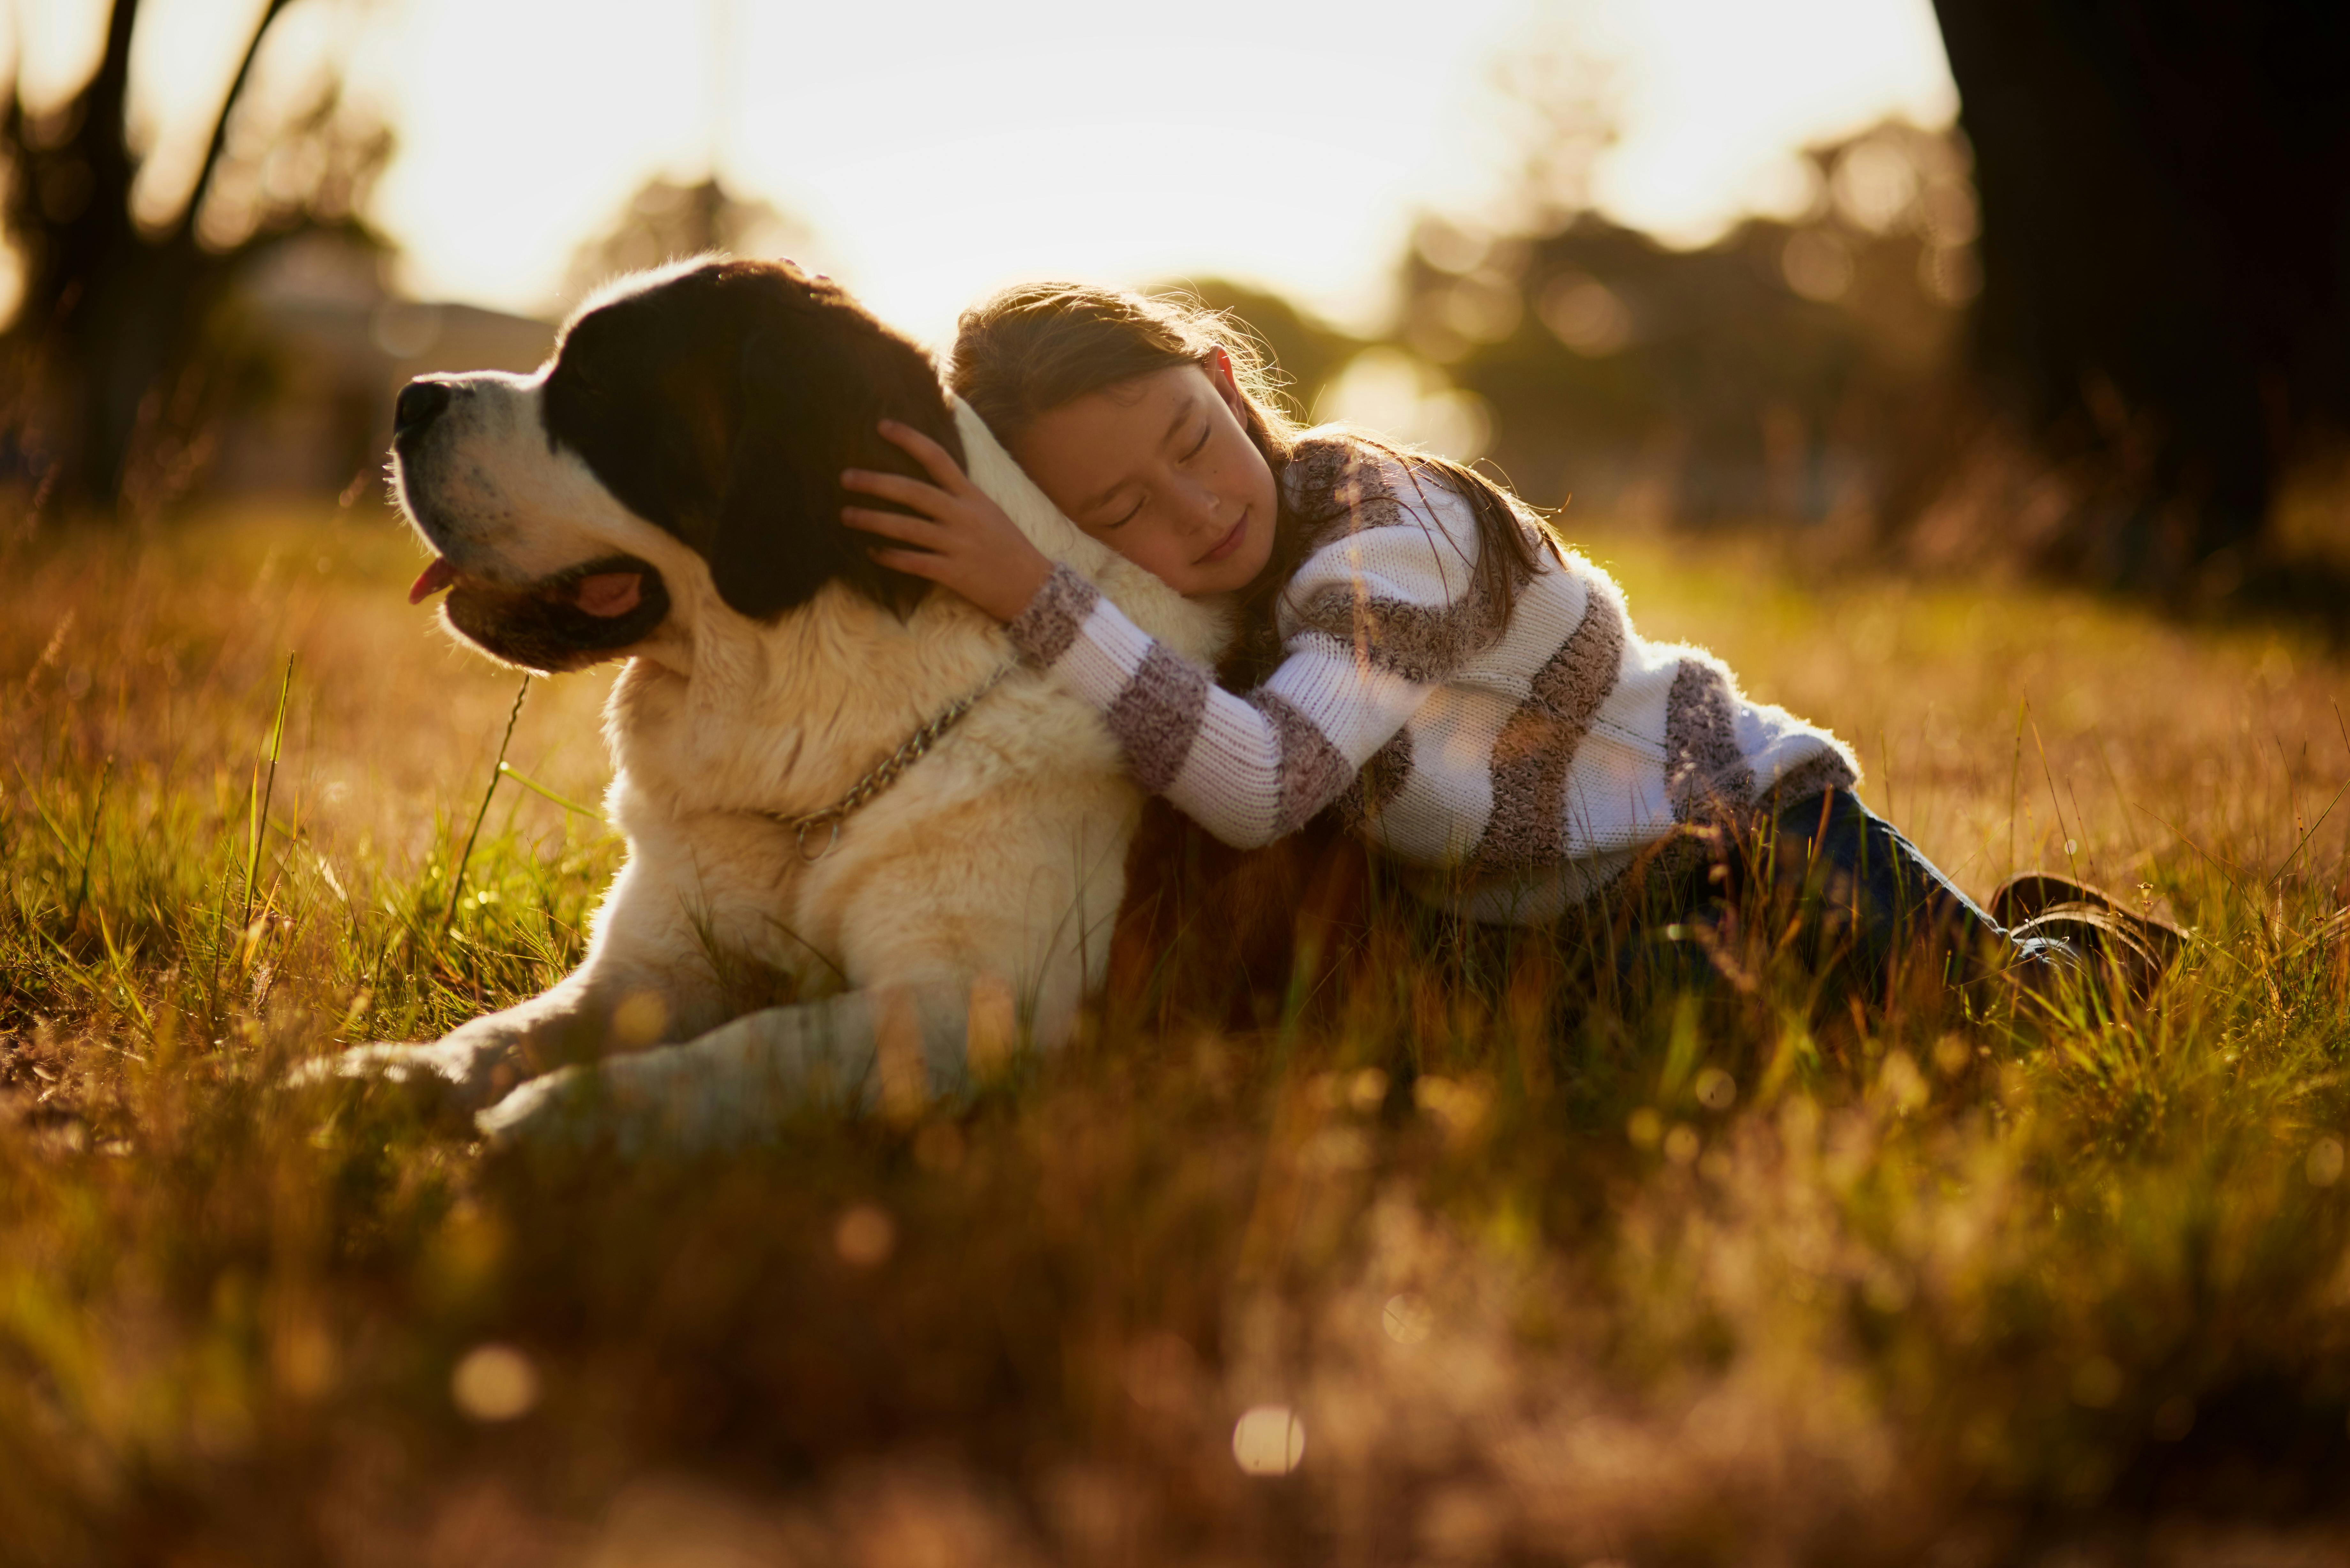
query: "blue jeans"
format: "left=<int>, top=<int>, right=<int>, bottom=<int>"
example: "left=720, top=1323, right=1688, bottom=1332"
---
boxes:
left=1630, top=788, right=2070, bottom=997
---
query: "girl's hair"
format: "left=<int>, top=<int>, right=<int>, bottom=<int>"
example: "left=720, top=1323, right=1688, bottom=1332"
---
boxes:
left=947, top=282, right=1557, bottom=660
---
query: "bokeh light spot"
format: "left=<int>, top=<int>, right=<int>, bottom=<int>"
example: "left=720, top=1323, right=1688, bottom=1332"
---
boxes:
left=451, top=1343, right=539, bottom=1422
left=1782, top=229, right=1854, bottom=301
left=1382, top=1293, right=1433, bottom=1346
left=835, top=1203, right=896, bottom=1268
left=1231, top=1405, right=1306, bottom=1476
left=611, top=990, right=669, bottom=1048
left=1538, top=273, right=1633, bottom=356
left=1932, top=1034, right=1972, bottom=1077
left=2308, top=1137, right=2344, bottom=1188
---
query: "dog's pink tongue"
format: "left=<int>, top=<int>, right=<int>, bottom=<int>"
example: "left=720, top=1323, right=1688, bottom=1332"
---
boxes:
left=407, top=558, right=457, bottom=605
left=573, top=571, right=643, bottom=618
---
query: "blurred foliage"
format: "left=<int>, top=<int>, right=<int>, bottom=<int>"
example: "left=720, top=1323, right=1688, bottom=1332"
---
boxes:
left=1181, top=118, right=1976, bottom=538
left=1394, top=120, right=1977, bottom=525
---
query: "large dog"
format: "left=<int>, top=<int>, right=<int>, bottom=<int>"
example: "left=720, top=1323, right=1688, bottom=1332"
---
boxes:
left=341, top=258, right=1228, bottom=1150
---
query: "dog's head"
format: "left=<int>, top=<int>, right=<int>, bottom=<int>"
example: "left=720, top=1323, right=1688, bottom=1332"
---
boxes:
left=389, top=257, right=957, bottom=672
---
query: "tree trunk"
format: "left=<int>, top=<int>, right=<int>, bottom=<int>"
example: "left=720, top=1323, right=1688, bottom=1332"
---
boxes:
left=1928, top=0, right=2350, bottom=584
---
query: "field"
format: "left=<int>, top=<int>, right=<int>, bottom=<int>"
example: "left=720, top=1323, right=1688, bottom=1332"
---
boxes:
left=4, top=498, right=2349, bottom=1566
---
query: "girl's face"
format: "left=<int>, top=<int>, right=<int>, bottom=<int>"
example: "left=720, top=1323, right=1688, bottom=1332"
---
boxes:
left=1011, top=356, right=1279, bottom=597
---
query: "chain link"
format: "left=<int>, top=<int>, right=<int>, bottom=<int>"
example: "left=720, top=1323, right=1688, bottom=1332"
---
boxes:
left=771, top=666, right=1012, bottom=862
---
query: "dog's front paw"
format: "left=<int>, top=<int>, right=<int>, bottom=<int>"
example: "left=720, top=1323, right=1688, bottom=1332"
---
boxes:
left=474, top=1063, right=603, bottom=1152
left=475, top=1052, right=694, bottom=1156
left=289, top=1032, right=529, bottom=1120
left=475, top=1043, right=773, bottom=1158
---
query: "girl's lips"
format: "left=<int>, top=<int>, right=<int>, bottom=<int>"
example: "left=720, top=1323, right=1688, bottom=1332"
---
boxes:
left=1198, top=510, right=1248, bottom=565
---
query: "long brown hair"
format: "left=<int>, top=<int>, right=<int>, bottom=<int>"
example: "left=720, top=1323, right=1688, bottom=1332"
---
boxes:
left=948, top=282, right=1558, bottom=660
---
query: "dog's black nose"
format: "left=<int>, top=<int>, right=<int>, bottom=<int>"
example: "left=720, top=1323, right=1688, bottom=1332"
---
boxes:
left=395, top=379, right=452, bottom=439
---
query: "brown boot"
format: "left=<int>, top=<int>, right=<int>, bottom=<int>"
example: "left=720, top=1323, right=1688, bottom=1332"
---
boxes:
left=1990, top=874, right=2187, bottom=1001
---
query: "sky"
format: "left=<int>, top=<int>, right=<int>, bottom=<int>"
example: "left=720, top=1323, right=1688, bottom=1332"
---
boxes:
left=7, top=0, right=1959, bottom=349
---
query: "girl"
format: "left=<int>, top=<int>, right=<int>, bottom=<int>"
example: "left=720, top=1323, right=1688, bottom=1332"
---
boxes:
left=841, top=283, right=2164, bottom=998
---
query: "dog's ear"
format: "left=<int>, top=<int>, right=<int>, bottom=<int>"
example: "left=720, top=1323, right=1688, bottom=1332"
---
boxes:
left=708, top=314, right=960, bottom=622
left=706, top=331, right=843, bottom=620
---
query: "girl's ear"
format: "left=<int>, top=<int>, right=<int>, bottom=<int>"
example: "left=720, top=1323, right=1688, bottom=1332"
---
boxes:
left=1206, top=346, right=1247, bottom=417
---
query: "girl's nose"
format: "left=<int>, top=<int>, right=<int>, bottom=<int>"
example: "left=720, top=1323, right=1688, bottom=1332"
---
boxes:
left=1176, top=477, right=1227, bottom=536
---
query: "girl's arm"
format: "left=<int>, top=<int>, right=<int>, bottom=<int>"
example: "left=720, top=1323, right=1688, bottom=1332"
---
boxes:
left=1002, top=563, right=1440, bottom=848
left=844, top=426, right=1490, bottom=849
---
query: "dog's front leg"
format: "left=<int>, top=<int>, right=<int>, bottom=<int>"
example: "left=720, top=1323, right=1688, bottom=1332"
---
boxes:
left=310, top=855, right=725, bottom=1113
left=474, top=980, right=997, bottom=1155
left=328, top=965, right=640, bottom=1092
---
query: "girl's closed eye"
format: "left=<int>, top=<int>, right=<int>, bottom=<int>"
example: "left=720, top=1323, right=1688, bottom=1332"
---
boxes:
left=1101, top=421, right=1206, bottom=530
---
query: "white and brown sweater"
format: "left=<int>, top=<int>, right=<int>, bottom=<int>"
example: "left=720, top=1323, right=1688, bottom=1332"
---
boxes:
left=1004, top=431, right=1859, bottom=924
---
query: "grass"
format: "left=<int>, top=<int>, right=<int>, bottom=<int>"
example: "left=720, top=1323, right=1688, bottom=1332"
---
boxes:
left=2, top=498, right=2348, bottom=1565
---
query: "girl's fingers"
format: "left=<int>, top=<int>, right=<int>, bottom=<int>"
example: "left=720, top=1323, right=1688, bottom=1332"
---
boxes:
left=839, top=469, right=952, bottom=511
left=875, top=420, right=973, bottom=494
left=840, top=506, right=942, bottom=544
left=865, top=545, right=946, bottom=580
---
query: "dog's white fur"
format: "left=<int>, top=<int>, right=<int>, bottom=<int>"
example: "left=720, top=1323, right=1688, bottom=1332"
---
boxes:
left=345, top=274, right=1226, bottom=1150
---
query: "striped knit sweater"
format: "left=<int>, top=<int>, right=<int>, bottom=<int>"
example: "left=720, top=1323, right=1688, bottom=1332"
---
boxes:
left=1004, top=430, right=1860, bottom=924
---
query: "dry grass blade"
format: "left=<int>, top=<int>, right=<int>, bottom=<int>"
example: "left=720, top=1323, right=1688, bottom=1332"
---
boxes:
left=242, top=652, right=294, bottom=934
left=441, top=672, right=532, bottom=939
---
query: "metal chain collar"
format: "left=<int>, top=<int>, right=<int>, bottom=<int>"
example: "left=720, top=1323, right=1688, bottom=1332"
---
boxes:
left=772, top=666, right=1012, bottom=862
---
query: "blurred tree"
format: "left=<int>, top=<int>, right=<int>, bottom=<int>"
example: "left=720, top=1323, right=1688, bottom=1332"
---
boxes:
left=1389, top=123, right=1975, bottom=521
left=559, top=175, right=820, bottom=314
left=1477, top=20, right=1619, bottom=235
left=0, top=0, right=389, bottom=520
left=1346, top=12, right=1979, bottom=520
left=1155, top=278, right=1364, bottom=422
left=1924, top=0, right=2350, bottom=588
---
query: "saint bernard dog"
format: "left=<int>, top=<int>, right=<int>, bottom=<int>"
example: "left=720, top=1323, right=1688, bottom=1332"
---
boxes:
left=335, top=257, right=1228, bottom=1151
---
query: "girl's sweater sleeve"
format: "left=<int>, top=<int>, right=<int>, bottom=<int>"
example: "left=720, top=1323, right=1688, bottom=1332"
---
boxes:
left=1002, top=460, right=1493, bottom=849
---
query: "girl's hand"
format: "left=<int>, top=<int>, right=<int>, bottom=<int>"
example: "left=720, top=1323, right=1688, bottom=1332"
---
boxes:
left=842, top=421, right=1055, bottom=623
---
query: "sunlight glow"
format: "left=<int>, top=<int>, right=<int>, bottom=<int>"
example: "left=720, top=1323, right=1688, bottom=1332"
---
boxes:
left=11, top=0, right=1957, bottom=344
left=351, top=0, right=1956, bottom=343
left=1583, top=0, right=1958, bottom=244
